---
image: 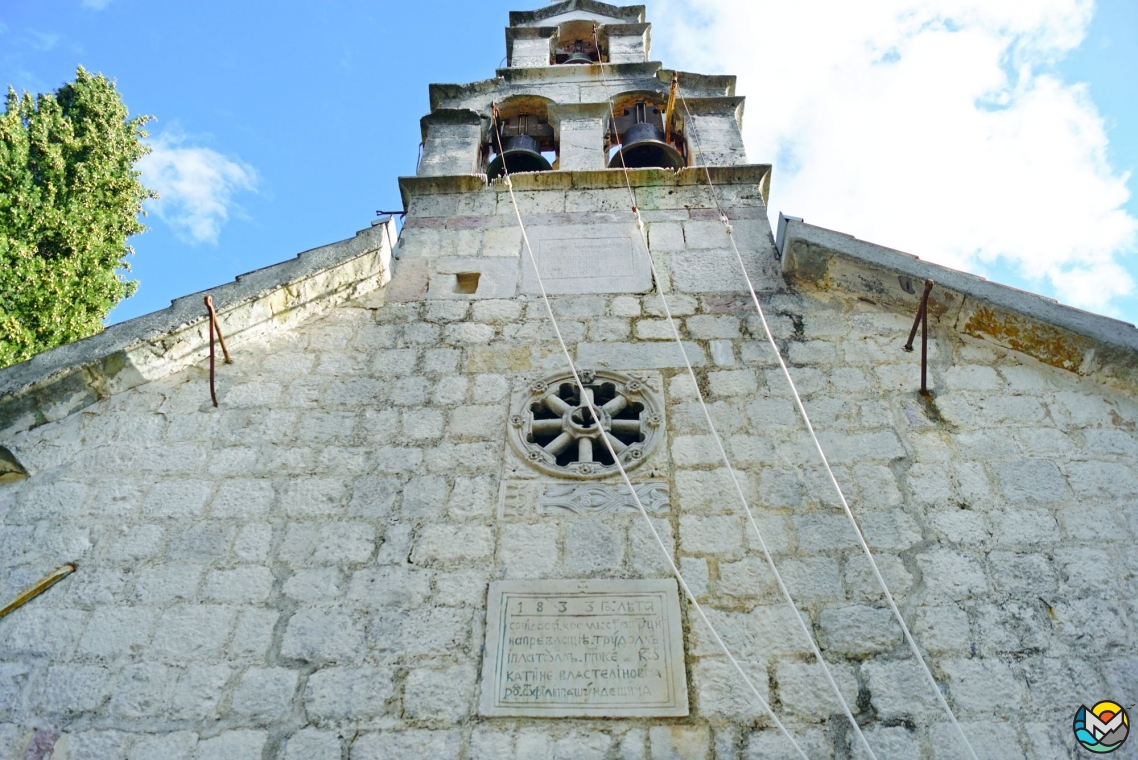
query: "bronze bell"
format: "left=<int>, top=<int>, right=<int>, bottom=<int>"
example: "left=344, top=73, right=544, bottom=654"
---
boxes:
left=487, top=134, right=553, bottom=179
left=564, top=51, right=593, bottom=65
left=608, top=122, right=684, bottom=169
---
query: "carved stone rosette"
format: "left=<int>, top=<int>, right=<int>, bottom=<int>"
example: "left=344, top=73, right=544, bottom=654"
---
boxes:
left=508, top=370, right=664, bottom=479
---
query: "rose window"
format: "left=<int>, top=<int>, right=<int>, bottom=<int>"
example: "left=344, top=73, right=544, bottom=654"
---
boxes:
left=508, top=370, right=664, bottom=479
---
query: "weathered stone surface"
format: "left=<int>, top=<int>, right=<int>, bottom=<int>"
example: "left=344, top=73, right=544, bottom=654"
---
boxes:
left=479, top=579, right=688, bottom=717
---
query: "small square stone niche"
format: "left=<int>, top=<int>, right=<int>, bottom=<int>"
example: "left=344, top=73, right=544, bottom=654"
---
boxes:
left=454, top=272, right=481, bottom=295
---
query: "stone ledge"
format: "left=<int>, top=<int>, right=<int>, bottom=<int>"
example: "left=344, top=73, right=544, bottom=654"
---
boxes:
left=779, top=217, right=1138, bottom=389
left=0, top=220, right=397, bottom=439
left=398, top=165, right=771, bottom=209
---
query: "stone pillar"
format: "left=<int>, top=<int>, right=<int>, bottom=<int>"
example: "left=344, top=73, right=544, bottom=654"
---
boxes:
left=549, top=103, right=610, bottom=171
left=417, top=110, right=485, bottom=177
left=507, top=27, right=555, bottom=67
left=681, top=97, right=747, bottom=166
left=603, top=23, right=650, bottom=63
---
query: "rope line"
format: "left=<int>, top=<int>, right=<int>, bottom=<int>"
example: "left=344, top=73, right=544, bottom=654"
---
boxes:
left=489, top=108, right=811, bottom=760
left=677, top=92, right=980, bottom=760
left=589, top=38, right=875, bottom=760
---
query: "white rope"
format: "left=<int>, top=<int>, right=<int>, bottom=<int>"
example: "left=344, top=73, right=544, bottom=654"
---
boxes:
left=589, top=43, right=875, bottom=760
left=678, top=93, right=981, bottom=760
left=489, top=112, right=811, bottom=760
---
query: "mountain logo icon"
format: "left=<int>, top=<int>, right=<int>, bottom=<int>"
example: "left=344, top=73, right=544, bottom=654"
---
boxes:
left=1074, top=701, right=1129, bottom=753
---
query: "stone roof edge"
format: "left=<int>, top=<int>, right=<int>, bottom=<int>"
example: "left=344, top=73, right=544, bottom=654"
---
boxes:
left=509, top=1, right=645, bottom=26
left=0, top=219, right=397, bottom=440
left=779, top=217, right=1138, bottom=388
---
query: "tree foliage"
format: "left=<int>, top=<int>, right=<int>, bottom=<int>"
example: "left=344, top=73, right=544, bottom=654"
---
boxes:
left=0, top=66, right=155, bottom=369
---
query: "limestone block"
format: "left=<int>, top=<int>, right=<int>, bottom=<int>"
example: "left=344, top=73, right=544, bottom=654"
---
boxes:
left=424, top=442, right=499, bottom=474
left=635, top=319, right=675, bottom=340
left=627, top=517, right=676, bottom=577
left=280, top=608, right=365, bottom=664
left=861, top=659, right=942, bottom=719
left=691, top=659, right=764, bottom=723
left=283, top=729, right=342, bottom=760
left=168, top=664, right=232, bottom=721
left=418, top=120, right=482, bottom=178
left=449, top=404, right=506, bottom=439
left=717, top=557, right=777, bottom=601
left=194, top=730, right=266, bottom=760
left=398, top=606, right=474, bottom=657
left=992, top=460, right=1069, bottom=503
left=779, top=557, right=843, bottom=602
left=498, top=523, right=559, bottom=578
left=345, top=565, right=430, bottom=609
left=844, top=553, right=914, bottom=603
left=708, top=369, right=757, bottom=397
left=577, top=341, right=706, bottom=369
left=31, top=665, right=111, bottom=715
left=743, top=728, right=833, bottom=760
left=129, top=731, right=198, bottom=760
left=305, top=666, right=396, bottom=721
left=412, top=525, right=494, bottom=566
left=672, top=437, right=722, bottom=467
left=563, top=518, right=624, bottom=576
left=669, top=248, right=778, bottom=294
left=776, top=661, right=859, bottom=720
left=709, top=340, right=735, bottom=366
left=818, top=605, right=901, bottom=656
left=680, top=557, right=709, bottom=597
left=611, top=295, right=642, bottom=317
left=680, top=515, right=744, bottom=557
left=690, top=605, right=812, bottom=659
left=915, top=549, right=989, bottom=601
left=402, top=476, right=451, bottom=520
left=472, top=299, right=524, bottom=323
left=644, top=293, right=697, bottom=317
left=404, top=664, right=476, bottom=724
left=202, top=567, right=273, bottom=604
left=230, top=609, right=277, bottom=660
left=79, top=607, right=156, bottom=657
left=231, top=667, right=298, bottom=719
left=469, top=728, right=514, bottom=760
left=549, top=103, right=609, bottom=171
left=232, top=523, right=271, bottom=563
left=940, top=658, right=1024, bottom=717
left=975, top=602, right=1052, bottom=655
left=209, top=479, right=274, bottom=520
left=848, top=726, right=922, bottom=760
left=150, top=606, right=235, bottom=661
left=649, top=724, right=712, bottom=760
left=110, top=663, right=177, bottom=719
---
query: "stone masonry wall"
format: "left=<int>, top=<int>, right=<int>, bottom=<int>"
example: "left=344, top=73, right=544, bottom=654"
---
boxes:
left=1, top=189, right=1137, bottom=760
left=2, top=276, right=1138, bottom=755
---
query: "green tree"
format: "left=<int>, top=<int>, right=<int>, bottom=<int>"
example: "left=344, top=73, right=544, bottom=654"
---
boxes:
left=0, top=66, right=155, bottom=368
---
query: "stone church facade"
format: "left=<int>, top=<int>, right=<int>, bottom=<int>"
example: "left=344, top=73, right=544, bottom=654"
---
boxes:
left=2, top=2, right=1137, bottom=758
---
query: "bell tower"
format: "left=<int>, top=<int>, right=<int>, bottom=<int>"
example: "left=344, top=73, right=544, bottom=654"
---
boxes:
left=389, top=0, right=777, bottom=303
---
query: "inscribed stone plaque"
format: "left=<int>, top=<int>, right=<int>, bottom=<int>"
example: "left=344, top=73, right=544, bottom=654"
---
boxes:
left=520, top=224, right=652, bottom=295
left=479, top=579, right=688, bottom=717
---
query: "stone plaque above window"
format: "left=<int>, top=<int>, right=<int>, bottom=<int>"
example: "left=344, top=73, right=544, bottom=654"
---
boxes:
left=508, top=370, right=664, bottom=479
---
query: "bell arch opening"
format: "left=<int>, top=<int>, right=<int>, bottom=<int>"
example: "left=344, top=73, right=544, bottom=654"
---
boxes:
left=606, top=91, right=688, bottom=170
left=553, top=20, right=604, bottom=65
left=486, top=96, right=559, bottom=179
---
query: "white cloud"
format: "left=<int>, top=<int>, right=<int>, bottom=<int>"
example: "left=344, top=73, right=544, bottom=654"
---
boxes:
left=137, top=129, right=258, bottom=245
left=651, top=0, right=1136, bottom=312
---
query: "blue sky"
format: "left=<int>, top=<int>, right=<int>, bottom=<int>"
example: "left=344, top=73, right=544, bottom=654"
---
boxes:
left=2, top=0, right=1136, bottom=326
